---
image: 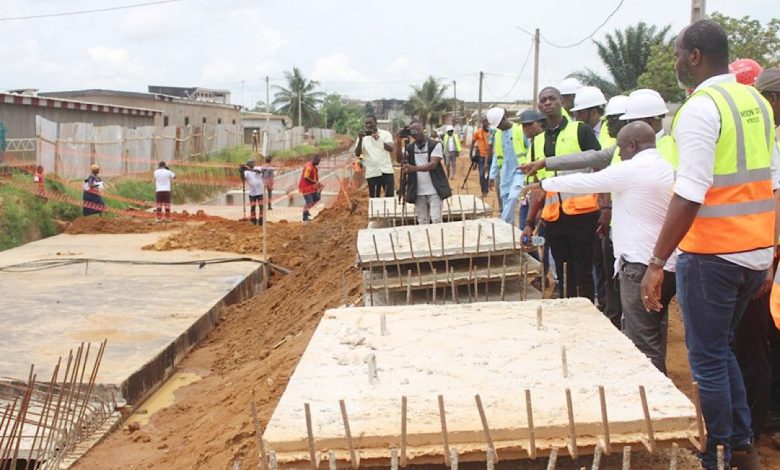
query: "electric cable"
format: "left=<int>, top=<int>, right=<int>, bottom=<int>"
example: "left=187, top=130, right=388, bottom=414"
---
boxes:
left=483, top=41, right=534, bottom=100
left=0, top=0, right=184, bottom=21
left=0, top=257, right=291, bottom=275
left=516, top=0, right=626, bottom=49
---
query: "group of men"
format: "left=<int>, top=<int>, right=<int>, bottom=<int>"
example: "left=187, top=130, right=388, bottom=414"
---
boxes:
left=477, top=19, right=778, bottom=470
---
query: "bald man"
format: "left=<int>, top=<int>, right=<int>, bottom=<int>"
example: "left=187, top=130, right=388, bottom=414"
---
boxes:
left=524, top=122, right=676, bottom=372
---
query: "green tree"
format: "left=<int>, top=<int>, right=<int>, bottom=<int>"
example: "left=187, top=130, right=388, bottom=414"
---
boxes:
left=710, top=12, right=780, bottom=67
left=272, top=67, right=325, bottom=127
left=637, top=40, right=686, bottom=103
left=250, top=100, right=275, bottom=113
left=571, top=22, right=671, bottom=96
left=321, top=93, right=364, bottom=135
left=404, top=76, right=448, bottom=129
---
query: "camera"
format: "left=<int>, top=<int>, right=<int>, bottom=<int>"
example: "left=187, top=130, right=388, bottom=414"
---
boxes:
left=399, top=126, right=411, bottom=138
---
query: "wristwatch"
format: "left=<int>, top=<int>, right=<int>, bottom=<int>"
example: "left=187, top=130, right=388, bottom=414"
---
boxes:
left=648, top=255, right=667, bottom=267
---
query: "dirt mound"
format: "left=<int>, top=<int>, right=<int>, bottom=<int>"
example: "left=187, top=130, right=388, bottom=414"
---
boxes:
left=73, top=194, right=368, bottom=470
left=65, top=216, right=186, bottom=235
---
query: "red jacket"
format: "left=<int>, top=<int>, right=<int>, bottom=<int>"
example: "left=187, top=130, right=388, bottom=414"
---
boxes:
left=298, top=161, right=319, bottom=195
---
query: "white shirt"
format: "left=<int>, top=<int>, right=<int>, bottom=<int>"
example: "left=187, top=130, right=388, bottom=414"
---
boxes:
left=354, top=129, right=394, bottom=179
left=447, top=134, right=457, bottom=152
left=413, top=141, right=443, bottom=196
left=244, top=169, right=264, bottom=196
left=154, top=168, right=176, bottom=192
left=542, top=148, right=676, bottom=273
left=674, top=73, right=780, bottom=270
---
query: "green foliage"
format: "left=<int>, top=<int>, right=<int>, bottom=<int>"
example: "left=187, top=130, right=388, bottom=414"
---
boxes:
left=572, top=22, right=671, bottom=96
left=404, top=77, right=449, bottom=128
left=272, top=144, right=319, bottom=159
left=637, top=41, right=687, bottom=103
left=319, top=138, right=340, bottom=152
left=0, top=179, right=60, bottom=251
left=272, top=67, right=325, bottom=128
left=710, top=12, right=780, bottom=67
left=321, top=93, right=364, bottom=134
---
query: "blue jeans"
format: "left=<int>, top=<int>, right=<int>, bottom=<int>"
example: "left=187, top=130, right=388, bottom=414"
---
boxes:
left=676, top=253, right=766, bottom=469
left=476, top=157, right=489, bottom=195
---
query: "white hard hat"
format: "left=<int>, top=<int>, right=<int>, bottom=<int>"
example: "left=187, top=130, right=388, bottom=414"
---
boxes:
left=604, top=95, right=629, bottom=117
left=570, top=86, right=607, bottom=112
left=446, top=125, right=454, bottom=132
left=558, top=77, right=583, bottom=95
left=486, top=107, right=505, bottom=129
left=620, top=89, right=669, bottom=121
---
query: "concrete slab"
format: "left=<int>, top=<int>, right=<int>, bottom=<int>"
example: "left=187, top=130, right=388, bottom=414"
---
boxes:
left=357, top=218, right=522, bottom=265
left=0, top=233, right=263, bottom=404
left=364, top=282, right=542, bottom=306
left=263, top=299, right=697, bottom=467
left=368, top=196, right=492, bottom=225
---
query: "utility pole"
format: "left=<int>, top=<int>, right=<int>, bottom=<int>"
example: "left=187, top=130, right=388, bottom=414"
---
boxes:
left=265, top=76, right=270, bottom=157
left=691, top=0, right=706, bottom=22
left=533, top=28, right=540, bottom=108
left=477, top=71, right=484, bottom=120
left=298, top=94, right=302, bottom=128
left=452, top=80, right=458, bottom=123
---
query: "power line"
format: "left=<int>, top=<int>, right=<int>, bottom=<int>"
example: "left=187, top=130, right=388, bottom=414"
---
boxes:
left=484, top=41, right=535, bottom=100
left=516, top=0, right=626, bottom=49
left=0, top=0, right=184, bottom=21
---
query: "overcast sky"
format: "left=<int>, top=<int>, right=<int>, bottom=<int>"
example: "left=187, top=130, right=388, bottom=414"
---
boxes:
left=0, top=0, right=775, bottom=108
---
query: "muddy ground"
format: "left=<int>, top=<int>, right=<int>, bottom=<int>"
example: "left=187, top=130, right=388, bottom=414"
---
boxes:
left=71, top=157, right=780, bottom=469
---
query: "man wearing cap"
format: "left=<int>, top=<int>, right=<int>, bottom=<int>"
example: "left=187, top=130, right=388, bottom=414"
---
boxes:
left=523, top=86, right=602, bottom=301
left=486, top=107, right=538, bottom=226
left=443, top=125, right=461, bottom=179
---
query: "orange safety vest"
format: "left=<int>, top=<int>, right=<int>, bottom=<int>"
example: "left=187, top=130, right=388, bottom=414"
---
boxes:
left=298, top=161, right=319, bottom=195
left=673, top=82, right=776, bottom=255
left=535, top=119, right=599, bottom=222
left=771, top=269, right=780, bottom=329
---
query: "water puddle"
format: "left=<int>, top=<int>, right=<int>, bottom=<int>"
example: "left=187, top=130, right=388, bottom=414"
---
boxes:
left=126, top=372, right=202, bottom=427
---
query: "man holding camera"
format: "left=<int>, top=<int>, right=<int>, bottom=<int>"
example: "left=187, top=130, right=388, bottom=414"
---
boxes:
left=355, top=114, right=395, bottom=198
left=395, top=121, right=452, bottom=224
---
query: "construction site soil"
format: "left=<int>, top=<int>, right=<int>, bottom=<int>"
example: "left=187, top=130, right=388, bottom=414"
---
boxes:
left=69, top=159, right=780, bottom=470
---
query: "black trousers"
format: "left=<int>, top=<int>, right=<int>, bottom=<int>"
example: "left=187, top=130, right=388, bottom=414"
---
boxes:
left=367, top=173, right=394, bottom=198
left=546, top=214, right=597, bottom=301
left=734, top=258, right=778, bottom=437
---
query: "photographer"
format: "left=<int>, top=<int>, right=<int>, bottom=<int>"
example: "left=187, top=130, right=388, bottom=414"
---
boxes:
left=354, top=114, right=395, bottom=198
left=395, top=121, right=452, bottom=224
left=154, top=161, right=176, bottom=222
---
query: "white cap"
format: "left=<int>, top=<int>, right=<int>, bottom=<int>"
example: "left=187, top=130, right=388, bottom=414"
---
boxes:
left=570, top=86, right=607, bottom=112
left=486, top=107, right=505, bottom=129
left=604, top=95, right=629, bottom=117
left=446, top=125, right=454, bottom=132
left=558, top=77, right=583, bottom=95
left=620, top=89, right=669, bottom=120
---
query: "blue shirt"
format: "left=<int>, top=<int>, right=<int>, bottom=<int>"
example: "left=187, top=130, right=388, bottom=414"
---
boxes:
left=489, top=125, right=527, bottom=196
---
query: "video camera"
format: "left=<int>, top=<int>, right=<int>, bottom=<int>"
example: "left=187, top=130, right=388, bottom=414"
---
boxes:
left=399, top=126, right=411, bottom=138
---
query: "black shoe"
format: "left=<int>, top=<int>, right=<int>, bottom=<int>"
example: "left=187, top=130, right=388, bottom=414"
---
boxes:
left=730, top=444, right=760, bottom=470
left=250, top=218, right=257, bottom=225
left=258, top=218, right=263, bottom=226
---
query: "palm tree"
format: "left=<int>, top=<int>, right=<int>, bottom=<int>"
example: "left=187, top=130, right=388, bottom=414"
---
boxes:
left=570, top=22, right=671, bottom=96
left=404, top=77, right=448, bottom=129
left=272, top=67, right=325, bottom=127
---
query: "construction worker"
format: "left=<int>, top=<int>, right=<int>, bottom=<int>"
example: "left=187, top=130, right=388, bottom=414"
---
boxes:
left=518, top=110, right=547, bottom=226
left=487, top=107, right=529, bottom=226
left=261, top=156, right=275, bottom=210
left=558, top=77, right=583, bottom=116
left=298, top=155, right=323, bottom=222
left=521, top=94, right=629, bottom=327
left=252, top=130, right=259, bottom=153
left=395, top=121, right=452, bottom=224
left=570, top=86, right=608, bottom=142
left=523, top=86, right=602, bottom=300
left=154, top=161, right=176, bottom=222
left=442, top=125, right=461, bottom=179
left=730, top=58, right=763, bottom=86
left=469, top=117, right=491, bottom=198
left=640, top=20, right=778, bottom=470
left=524, top=122, right=676, bottom=372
